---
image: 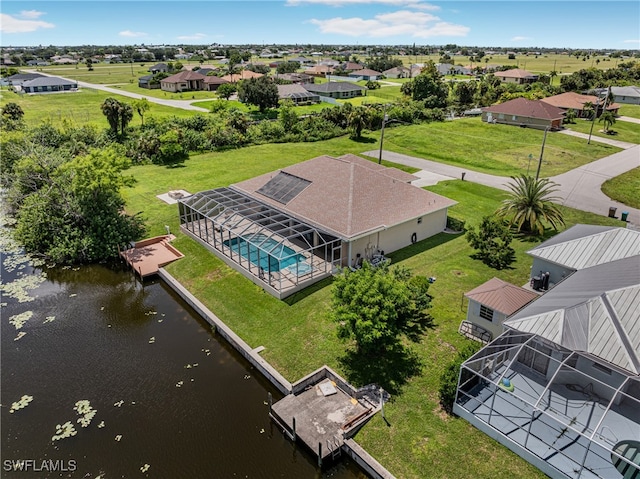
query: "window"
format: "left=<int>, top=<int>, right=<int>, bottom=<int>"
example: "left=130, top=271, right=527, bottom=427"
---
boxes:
left=417, top=217, right=422, bottom=224
left=479, top=305, right=494, bottom=321
left=593, top=362, right=612, bottom=375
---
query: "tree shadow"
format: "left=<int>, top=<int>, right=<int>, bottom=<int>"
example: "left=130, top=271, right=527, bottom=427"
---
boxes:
left=282, top=276, right=334, bottom=305
left=338, top=343, right=423, bottom=396
left=350, top=136, right=377, bottom=144
left=403, top=312, right=436, bottom=343
left=388, top=231, right=462, bottom=264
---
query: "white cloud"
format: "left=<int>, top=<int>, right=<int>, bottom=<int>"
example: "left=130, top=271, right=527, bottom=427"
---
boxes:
left=177, top=33, right=207, bottom=41
left=119, top=30, right=147, bottom=38
left=511, top=36, right=532, bottom=42
left=19, top=10, right=45, bottom=19
left=0, top=13, right=54, bottom=33
left=287, top=0, right=440, bottom=11
left=309, top=9, right=469, bottom=38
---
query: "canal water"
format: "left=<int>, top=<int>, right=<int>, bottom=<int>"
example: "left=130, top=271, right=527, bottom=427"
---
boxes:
left=1, top=241, right=365, bottom=478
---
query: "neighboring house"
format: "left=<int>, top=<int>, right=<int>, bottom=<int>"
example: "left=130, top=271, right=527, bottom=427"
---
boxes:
left=304, top=81, right=366, bottom=99
left=340, top=61, right=363, bottom=72
left=178, top=154, right=456, bottom=299
left=138, top=74, right=158, bottom=89
left=462, top=278, right=539, bottom=342
left=383, top=66, right=410, bottom=79
left=149, top=63, right=169, bottom=74
left=273, top=73, right=314, bottom=84
left=527, top=224, right=640, bottom=289
left=494, top=68, right=538, bottom=84
left=21, top=76, right=78, bottom=94
left=202, top=76, right=229, bottom=92
left=303, top=65, right=335, bottom=77
left=219, top=70, right=264, bottom=83
left=276, top=84, right=320, bottom=104
left=481, top=97, right=565, bottom=130
left=26, top=59, right=49, bottom=66
left=608, top=86, right=640, bottom=105
left=435, top=63, right=470, bottom=76
left=541, top=92, right=620, bottom=118
left=289, top=56, right=315, bottom=66
left=454, top=251, right=640, bottom=479
left=1, top=72, right=44, bottom=87
left=160, top=70, right=205, bottom=93
left=348, top=68, right=382, bottom=81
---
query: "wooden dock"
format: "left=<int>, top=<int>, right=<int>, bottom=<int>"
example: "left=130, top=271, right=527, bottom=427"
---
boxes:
left=120, top=235, right=184, bottom=278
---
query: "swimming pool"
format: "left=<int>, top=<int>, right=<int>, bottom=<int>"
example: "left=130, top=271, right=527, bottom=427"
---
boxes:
left=224, top=233, right=311, bottom=274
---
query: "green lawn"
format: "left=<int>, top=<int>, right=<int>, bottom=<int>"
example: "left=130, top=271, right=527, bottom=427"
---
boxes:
left=191, top=99, right=331, bottom=117
left=121, top=136, right=623, bottom=479
left=381, top=118, right=621, bottom=177
left=366, top=86, right=404, bottom=101
left=0, top=87, right=199, bottom=128
left=601, top=166, right=640, bottom=209
left=32, top=63, right=153, bottom=84
left=564, top=117, right=640, bottom=145
left=109, top=82, right=219, bottom=101
left=618, top=104, right=640, bottom=119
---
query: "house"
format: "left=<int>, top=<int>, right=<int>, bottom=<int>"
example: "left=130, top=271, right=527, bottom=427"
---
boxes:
left=435, top=63, right=470, bottom=76
left=462, top=278, right=539, bottom=342
left=21, top=76, right=78, bottom=94
left=481, top=97, right=566, bottom=130
left=383, top=66, right=410, bottom=79
left=138, top=74, right=159, bottom=89
left=1, top=72, right=45, bottom=87
left=219, top=70, right=264, bottom=83
left=149, top=63, right=169, bottom=74
left=276, top=84, right=319, bottom=104
left=160, top=70, right=205, bottom=93
left=303, top=65, right=335, bottom=77
left=340, top=61, right=363, bottom=72
left=494, top=68, right=538, bottom=84
left=541, top=92, right=620, bottom=118
left=178, top=154, right=456, bottom=299
left=454, top=226, right=640, bottom=479
left=202, top=76, right=229, bottom=92
left=527, top=224, right=640, bottom=289
left=273, top=73, right=314, bottom=84
left=304, top=81, right=367, bottom=99
left=348, top=68, right=382, bottom=81
left=609, top=86, right=640, bottom=105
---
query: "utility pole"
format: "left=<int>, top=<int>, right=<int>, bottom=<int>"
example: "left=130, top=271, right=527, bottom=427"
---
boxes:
left=535, top=127, right=549, bottom=180
left=378, top=106, right=389, bottom=165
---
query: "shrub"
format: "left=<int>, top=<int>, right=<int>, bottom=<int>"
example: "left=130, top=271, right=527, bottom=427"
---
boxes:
left=439, top=342, right=482, bottom=414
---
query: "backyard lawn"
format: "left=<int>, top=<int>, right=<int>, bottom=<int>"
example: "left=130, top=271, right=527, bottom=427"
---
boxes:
left=564, top=116, right=640, bottom=145
left=601, top=166, right=640, bottom=209
left=618, top=104, right=640, bottom=119
left=122, top=137, right=623, bottom=479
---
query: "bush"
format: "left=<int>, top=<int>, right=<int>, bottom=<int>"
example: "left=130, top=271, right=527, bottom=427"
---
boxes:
left=446, top=216, right=466, bottom=232
left=439, top=342, right=481, bottom=414
left=466, top=216, right=516, bottom=269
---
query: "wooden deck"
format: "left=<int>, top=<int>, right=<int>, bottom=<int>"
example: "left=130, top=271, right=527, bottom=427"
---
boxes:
left=120, top=235, right=184, bottom=278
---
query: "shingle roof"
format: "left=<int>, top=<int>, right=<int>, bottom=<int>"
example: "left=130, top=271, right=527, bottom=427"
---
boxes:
left=232, top=154, right=456, bottom=240
left=350, top=68, right=382, bottom=76
left=162, top=70, right=206, bottom=82
left=496, top=68, right=537, bottom=79
left=219, top=70, right=263, bottom=82
left=611, top=86, right=640, bottom=98
left=528, top=226, right=640, bottom=270
left=304, top=81, right=366, bottom=94
left=22, top=76, right=77, bottom=87
left=277, top=83, right=318, bottom=99
left=465, top=278, right=539, bottom=316
left=202, top=76, right=229, bottom=85
left=505, top=256, right=640, bottom=374
left=541, top=92, right=620, bottom=111
left=482, top=97, right=566, bottom=120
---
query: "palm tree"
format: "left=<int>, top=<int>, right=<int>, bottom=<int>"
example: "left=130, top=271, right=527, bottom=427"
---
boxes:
left=347, top=107, right=369, bottom=139
left=599, top=111, right=616, bottom=133
left=496, top=175, right=565, bottom=235
left=582, top=101, right=595, bottom=120
left=101, top=97, right=121, bottom=134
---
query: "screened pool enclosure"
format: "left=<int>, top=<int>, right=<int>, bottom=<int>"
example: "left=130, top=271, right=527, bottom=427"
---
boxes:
left=454, top=330, right=640, bottom=479
left=178, top=188, right=342, bottom=298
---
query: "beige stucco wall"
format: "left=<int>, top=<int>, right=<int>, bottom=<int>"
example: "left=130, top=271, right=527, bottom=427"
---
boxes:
left=482, top=112, right=560, bottom=130
left=466, top=299, right=506, bottom=339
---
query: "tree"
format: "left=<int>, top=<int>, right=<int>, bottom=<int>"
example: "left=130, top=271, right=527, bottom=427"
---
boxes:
left=86, top=58, right=94, bottom=71
left=466, top=216, right=516, bottom=269
left=2, top=102, right=25, bottom=122
left=237, top=76, right=279, bottom=112
left=438, top=342, right=481, bottom=414
left=331, top=261, right=433, bottom=355
left=347, top=106, right=369, bottom=139
left=599, top=110, right=616, bottom=133
left=100, top=98, right=133, bottom=136
left=216, top=83, right=236, bottom=100
left=119, top=103, right=133, bottom=136
left=495, top=175, right=565, bottom=235
left=132, top=98, right=151, bottom=126
left=409, top=61, right=449, bottom=108
left=583, top=101, right=595, bottom=120
left=276, top=61, right=300, bottom=74
left=564, top=108, right=577, bottom=124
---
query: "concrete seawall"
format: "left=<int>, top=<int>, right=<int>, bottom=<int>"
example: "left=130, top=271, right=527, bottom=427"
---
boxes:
left=158, top=268, right=395, bottom=479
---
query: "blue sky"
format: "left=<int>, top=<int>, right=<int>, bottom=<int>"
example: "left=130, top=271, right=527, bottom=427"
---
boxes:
left=1, top=1, right=639, bottom=49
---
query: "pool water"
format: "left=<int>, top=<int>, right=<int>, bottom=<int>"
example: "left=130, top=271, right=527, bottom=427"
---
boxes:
left=224, top=233, right=309, bottom=273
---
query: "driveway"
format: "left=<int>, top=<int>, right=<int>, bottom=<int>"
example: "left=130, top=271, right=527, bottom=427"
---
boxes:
left=366, top=146, right=640, bottom=226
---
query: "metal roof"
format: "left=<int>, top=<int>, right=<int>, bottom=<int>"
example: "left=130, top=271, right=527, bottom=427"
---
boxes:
left=528, top=226, right=640, bottom=270
left=22, top=76, right=77, bottom=87
left=464, top=277, right=539, bottom=316
left=505, top=256, right=640, bottom=374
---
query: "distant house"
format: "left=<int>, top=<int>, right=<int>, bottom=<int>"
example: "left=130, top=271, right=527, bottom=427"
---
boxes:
left=481, top=97, right=565, bottom=130
left=541, top=92, right=620, bottom=118
left=138, top=74, right=159, bottom=89
left=340, top=61, right=363, bottom=72
left=202, top=76, right=229, bottom=92
left=609, top=86, right=640, bottom=105
left=348, top=68, right=382, bottom=81
left=303, top=65, right=335, bottom=77
left=527, top=224, right=640, bottom=289
left=21, top=76, right=78, bottom=94
left=435, top=63, right=470, bottom=76
left=148, top=63, right=169, bottom=74
left=495, top=68, right=538, bottom=84
left=1, top=72, right=45, bottom=87
left=304, top=81, right=367, bottom=99
left=289, top=56, right=315, bottom=66
left=219, top=70, right=264, bottom=83
left=277, top=84, right=319, bottom=104
left=26, top=59, right=49, bottom=67
left=462, top=277, right=539, bottom=342
left=160, top=70, right=206, bottom=93
left=383, top=66, right=410, bottom=79
left=273, top=73, right=314, bottom=84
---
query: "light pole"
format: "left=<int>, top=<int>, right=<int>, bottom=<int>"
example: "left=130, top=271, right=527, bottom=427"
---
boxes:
left=378, top=107, right=389, bottom=165
left=535, top=126, right=550, bottom=181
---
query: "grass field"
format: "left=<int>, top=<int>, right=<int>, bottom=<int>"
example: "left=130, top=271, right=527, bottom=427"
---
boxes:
left=601, top=166, right=640, bottom=209
left=619, top=104, right=640, bottom=119
left=564, top=116, right=640, bottom=144
left=121, top=139, right=622, bottom=479
left=31, top=63, right=155, bottom=84
left=0, top=87, right=199, bottom=128
left=379, top=118, right=621, bottom=177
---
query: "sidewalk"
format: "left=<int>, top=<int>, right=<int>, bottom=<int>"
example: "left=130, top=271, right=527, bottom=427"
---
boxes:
left=366, top=147, right=640, bottom=226
left=558, top=129, right=636, bottom=149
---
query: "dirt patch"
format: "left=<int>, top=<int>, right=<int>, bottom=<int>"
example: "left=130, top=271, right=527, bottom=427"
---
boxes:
left=432, top=403, right=451, bottom=422
left=451, top=270, right=466, bottom=277
left=206, top=268, right=228, bottom=281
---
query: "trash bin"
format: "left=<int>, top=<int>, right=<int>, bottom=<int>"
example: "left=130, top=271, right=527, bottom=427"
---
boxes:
left=621, top=211, right=629, bottom=222
left=608, top=207, right=617, bottom=218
